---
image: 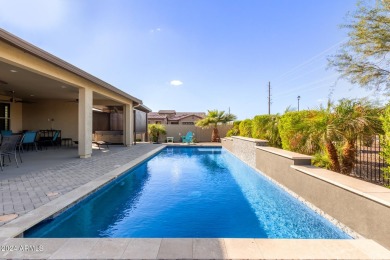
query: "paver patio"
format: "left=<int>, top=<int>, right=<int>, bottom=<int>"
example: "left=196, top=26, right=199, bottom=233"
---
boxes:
left=0, top=143, right=163, bottom=225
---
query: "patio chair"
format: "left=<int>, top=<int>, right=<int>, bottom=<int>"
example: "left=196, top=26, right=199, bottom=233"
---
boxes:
left=0, top=135, right=21, bottom=171
left=38, top=130, right=60, bottom=150
left=1, top=130, right=12, bottom=142
left=182, top=131, right=193, bottom=143
left=1, top=130, right=12, bottom=137
left=18, top=131, right=38, bottom=162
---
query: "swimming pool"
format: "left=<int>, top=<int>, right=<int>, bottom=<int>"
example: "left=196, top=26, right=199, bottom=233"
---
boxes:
left=25, top=147, right=349, bottom=238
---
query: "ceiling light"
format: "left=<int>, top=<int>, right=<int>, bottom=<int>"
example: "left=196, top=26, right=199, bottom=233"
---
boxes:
left=30, top=94, right=35, bottom=97
left=10, top=70, right=17, bottom=73
left=61, top=85, right=67, bottom=89
left=92, top=108, right=103, bottom=112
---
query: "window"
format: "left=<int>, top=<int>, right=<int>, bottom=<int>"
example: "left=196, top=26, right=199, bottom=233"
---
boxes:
left=0, top=103, right=10, bottom=130
left=182, top=122, right=194, bottom=125
left=170, top=122, right=179, bottom=125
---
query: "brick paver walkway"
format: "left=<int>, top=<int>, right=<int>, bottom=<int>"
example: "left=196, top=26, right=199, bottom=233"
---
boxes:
left=0, top=144, right=162, bottom=225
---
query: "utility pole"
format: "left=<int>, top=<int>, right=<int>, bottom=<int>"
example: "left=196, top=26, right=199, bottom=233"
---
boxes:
left=297, top=96, right=301, bottom=111
left=268, top=81, right=271, bottom=115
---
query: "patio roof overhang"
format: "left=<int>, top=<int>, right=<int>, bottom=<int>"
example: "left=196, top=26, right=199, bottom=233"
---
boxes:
left=0, top=28, right=142, bottom=106
left=134, top=104, right=152, bottom=113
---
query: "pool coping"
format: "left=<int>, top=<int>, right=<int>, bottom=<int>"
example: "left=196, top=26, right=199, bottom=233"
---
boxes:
left=1, top=145, right=390, bottom=259
left=1, top=237, right=390, bottom=259
left=257, top=146, right=313, bottom=160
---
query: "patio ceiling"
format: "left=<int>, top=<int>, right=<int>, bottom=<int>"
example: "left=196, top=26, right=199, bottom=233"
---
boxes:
left=0, top=60, right=122, bottom=106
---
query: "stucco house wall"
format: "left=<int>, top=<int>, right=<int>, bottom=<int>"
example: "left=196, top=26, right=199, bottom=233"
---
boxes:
left=22, top=100, right=78, bottom=141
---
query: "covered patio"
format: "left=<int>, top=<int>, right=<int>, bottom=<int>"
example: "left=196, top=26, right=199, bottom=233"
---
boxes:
left=0, top=29, right=150, bottom=159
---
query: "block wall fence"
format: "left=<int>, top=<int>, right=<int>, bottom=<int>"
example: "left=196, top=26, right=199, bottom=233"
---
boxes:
left=152, top=124, right=232, bottom=143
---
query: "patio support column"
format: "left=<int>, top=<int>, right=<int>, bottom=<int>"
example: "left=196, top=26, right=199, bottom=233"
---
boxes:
left=78, top=87, right=93, bottom=158
left=123, top=103, right=133, bottom=146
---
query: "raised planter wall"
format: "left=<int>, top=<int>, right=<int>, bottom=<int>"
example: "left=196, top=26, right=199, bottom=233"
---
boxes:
left=221, top=137, right=233, bottom=152
left=222, top=138, right=390, bottom=250
left=229, top=136, right=268, bottom=168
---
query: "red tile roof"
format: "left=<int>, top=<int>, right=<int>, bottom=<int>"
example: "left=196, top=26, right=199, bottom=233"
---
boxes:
left=148, top=113, right=167, bottom=119
left=158, top=110, right=176, bottom=114
left=148, top=111, right=206, bottom=121
left=169, top=114, right=204, bottom=121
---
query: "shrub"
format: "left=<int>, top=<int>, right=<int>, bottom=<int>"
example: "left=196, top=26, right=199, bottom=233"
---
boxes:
left=251, top=114, right=282, bottom=148
left=239, top=119, right=252, bottom=137
left=278, top=110, right=322, bottom=153
left=380, top=104, right=390, bottom=187
left=148, top=124, right=166, bottom=143
left=312, top=152, right=332, bottom=169
left=226, top=120, right=241, bottom=137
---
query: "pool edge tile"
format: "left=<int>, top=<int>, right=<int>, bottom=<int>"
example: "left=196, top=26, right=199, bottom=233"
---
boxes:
left=86, top=238, right=130, bottom=259
left=224, top=238, right=263, bottom=259
left=255, top=239, right=338, bottom=259
left=0, top=238, right=68, bottom=259
left=121, top=238, right=161, bottom=259
left=322, top=239, right=371, bottom=259
left=157, top=238, right=193, bottom=259
left=48, top=238, right=98, bottom=259
left=193, top=238, right=228, bottom=259
left=348, top=239, right=390, bottom=259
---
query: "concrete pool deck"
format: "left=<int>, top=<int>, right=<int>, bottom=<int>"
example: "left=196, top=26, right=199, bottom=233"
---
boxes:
left=0, top=143, right=390, bottom=259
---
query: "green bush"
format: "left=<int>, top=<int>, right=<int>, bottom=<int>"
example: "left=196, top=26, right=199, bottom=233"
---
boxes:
left=312, top=152, right=332, bottom=169
left=148, top=124, right=167, bottom=143
left=239, top=119, right=252, bottom=137
left=251, top=114, right=282, bottom=148
left=226, top=120, right=241, bottom=137
left=278, top=110, right=322, bottom=153
left=380, top=104, right=390, bottom=188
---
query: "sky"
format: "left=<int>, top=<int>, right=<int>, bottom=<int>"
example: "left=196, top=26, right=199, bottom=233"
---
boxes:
left=0, top=0, right=386, bottom=120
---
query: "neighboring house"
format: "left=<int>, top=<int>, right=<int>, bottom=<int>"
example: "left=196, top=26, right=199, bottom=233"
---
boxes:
left=148, top=110, right=205, bottom=125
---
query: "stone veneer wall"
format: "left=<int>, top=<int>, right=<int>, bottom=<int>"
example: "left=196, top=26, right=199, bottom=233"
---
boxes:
left=221, top=137, right=233, bottom=152
left=221, top=138, right=390, bottom=250
left=229, top=136, right=268, bottom=168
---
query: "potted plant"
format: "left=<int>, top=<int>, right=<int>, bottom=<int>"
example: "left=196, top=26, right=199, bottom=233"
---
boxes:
left=148, top=124, right=167, bottom=144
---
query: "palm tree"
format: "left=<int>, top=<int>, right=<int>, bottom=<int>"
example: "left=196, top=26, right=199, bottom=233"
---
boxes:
left=306, top=104, right=341, bottom=173
left=304, top=99, right=382, bottom=174
left=148, top=124, right=167, bottom=143
left=196, top=110, right=237, bottom=142
left=332, top=99, right=383, bottom=175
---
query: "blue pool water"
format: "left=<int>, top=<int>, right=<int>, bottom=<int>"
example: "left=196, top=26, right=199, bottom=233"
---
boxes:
left=25, top=147, right=350, bottom=238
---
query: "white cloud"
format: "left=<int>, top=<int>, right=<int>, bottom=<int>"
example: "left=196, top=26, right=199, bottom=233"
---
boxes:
left=0, top=0, right=68, bottom=30
left=170, top=80, right=183, bottom=86
left=150, top=27, right=162, bottom=33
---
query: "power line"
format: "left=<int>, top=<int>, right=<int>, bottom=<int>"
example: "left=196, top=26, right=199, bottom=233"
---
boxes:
left=274, top=64, right=327, bottom=87
left=273, top=73, right=339, bottom=98
left=274, top=39, right=346, bottom=82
